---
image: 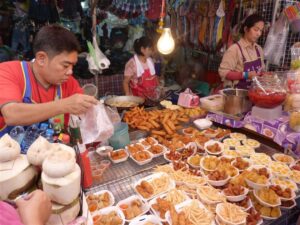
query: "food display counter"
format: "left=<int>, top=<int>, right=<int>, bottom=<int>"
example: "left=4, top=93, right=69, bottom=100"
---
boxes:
left=84, top=106, right=300, bottom=225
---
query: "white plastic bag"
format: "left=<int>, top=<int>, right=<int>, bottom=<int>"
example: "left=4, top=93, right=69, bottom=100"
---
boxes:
left=79, top=103, right=114, bottom=144
left=264, top=13, right=289, bottom=66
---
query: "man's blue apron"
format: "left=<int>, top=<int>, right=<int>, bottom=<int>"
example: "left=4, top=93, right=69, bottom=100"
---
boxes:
left=0, top=61, right=62, bottom=137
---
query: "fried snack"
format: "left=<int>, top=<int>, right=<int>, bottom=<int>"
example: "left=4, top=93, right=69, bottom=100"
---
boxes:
left=234, top=196, right=251, bottom=209
left=193, top=134, right=209, bottom=148
left=151, top=197, right=171, bottom=219
left=136, top=181, right=154, bottom=198
left=93, top=211, right=123, bottom=225
left=172, top=161, right=188, bottom=171
left=202, top=156, right=220, bottom=171
left=269, top=161, right=292, bottom=177
left=252, top=199, right=281, bottom=219
left=235, top=145, right=255, bottom=157
left=230, top=173, right=248, bottom=187
left=150, top=175, right=171, bottom=195
left=217, top=203, right=248, bottom=224
left=217, top=162, right=239, bottom=177
left=273, top=153, right=295, bottom=164
left=110, top=149, right=127, bottom=160
left=291, top=169, right=300, bottom=183
left=181, top=146, right=195, bottom=160
left=223, top=138, right=241, bottom=147
left=120, top=199, right=143, bottom=220
left=223, top=149, right=240, bottom=158
left=270, top=185, right=292, bottom=199
left=223, top=184, right=245, bottom=196
left=171, top=170, right=206, bottom=186
left=256, top=188, right=280, bottom=205
left=232, top=157, right=250, bottom=170
left=127, top=144, right=144, bottom=155
left=208, top=170, right=228, bottom=181
left=165, top=189, right=188, bottom=205
left=197, top=186, right=226, bottom=203
left=206, top=143, right=222, bottom=154
left=183, top=200, right=214, bottom=225
left=165, top=151, right=182, bottom=161
left=182, top=127, right=197, bottom=136
left=154, top=164, right=175, bottom=174
left=247, top=207, right=261, bottom=225
left=216, top=129, right=231, bottom=139
left=132, top=151, right=151, bottom=162
left=87, top=192, right=111, bottom=210
left=271, top=177, right=298, bottom=191
left=188, top=154, right=202, bottom=167
left=148, top=144, right=164, bottom=155
left=244, top=170, right=268, bottom=185
left=230, top=132, right=247, bottom=140
left=250, top=153, right=271, bottom=165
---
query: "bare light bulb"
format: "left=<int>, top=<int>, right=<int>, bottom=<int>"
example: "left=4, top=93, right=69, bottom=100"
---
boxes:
left=157, top=28, right=175, bottom=55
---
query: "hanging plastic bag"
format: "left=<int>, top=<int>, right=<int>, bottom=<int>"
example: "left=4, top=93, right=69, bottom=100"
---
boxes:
left=264, top=13, right=289, bottom=66
left=86, top=36, right=111, bottom=75
left=79, top=103, right=114, bottom=145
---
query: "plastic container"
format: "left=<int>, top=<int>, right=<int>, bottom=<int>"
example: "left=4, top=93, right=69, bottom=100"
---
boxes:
left=9, top=126, right=25, bottom=145
left=200, top=94, right=224, bottom=111
left=108, top=149, right=129, bottom=163
left=82, top=83, right=98, bottom=97
left=253, top=189, right=281, bottom=207
left=109, top=122, right=130, bottom=149
left=95, top=206, right=125, bottom=225
left=204, top=140, right=224, bottom=155
left=222, top=187, right=249, bottom=202
left=193, top=118, right=212, bottom=130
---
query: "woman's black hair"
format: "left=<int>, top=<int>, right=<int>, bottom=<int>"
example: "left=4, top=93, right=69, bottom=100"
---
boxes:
left=133, top=36, right=153, bottom=56
left=240, top=14, right=264, bottom=35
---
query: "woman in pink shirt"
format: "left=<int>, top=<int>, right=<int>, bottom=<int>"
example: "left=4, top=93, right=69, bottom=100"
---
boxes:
left=123, top=37, right=159, bottom=98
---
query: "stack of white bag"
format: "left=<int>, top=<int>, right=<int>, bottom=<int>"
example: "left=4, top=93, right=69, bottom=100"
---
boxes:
left=0, top=134, right=38, bottom=200
left=27, top=136, right=81, bottom=225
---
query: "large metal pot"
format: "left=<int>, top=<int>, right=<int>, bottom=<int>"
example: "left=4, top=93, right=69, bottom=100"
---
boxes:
left=221, top=89, right=252, bottom=115
left=104, top=96, right=145, bottom=111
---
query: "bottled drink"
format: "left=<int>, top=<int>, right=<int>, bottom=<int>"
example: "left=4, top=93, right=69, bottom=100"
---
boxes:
left=9, top=126, right=25, bottom=145
left=45, top=129, right=54, bottom=143
left=21, top=124, right=39, bottom=153
left=53, top=118, right=62, bottom=136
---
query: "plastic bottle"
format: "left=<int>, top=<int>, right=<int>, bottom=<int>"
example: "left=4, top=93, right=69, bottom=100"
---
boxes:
left=45, top=129, right=54, bottom=143
left=53, top=118, right=62, bottom=136
left=9, top=126, right=25, bottom=145
left=21, top=124, right=39, bottom=153
left=78, top=143, right=93, bottom=189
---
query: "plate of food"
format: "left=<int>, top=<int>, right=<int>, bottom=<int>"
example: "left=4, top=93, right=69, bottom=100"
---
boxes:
left=269, top=161, right=292, bottom=178
left=222, top=138, right=241, bottom=148
left=129, top=215, right=162, bottom=225
left=204, top=140, right=224, bottom=155
left=230, top=133, right=247, bottom=141
left=222, top=184, right=249, bottom=202
left=148, top=144, right=167, bottom=158
left=93, top=206, right=125, bottom=225
left=231, top=157, right=251, bottom=172
left=164, top=151, right=182, bottom=162
left=87, top=190, right=115, bottom=214
left=197, top=185, right=226, bottom=204
left=270, top=185, right=296, bottom=201
left=134, top=172, right=175, bottom=201
left=235, top=145, right=255, bottom=157
left=250, top=153, right=271, bottom=166
left=272, top=153, right=295, bottom=165
left=242, top=139, right=260, bottom=149
left=200, top=155, right=220, bottom=172
left=126, top=143, right=146, bottom=156
left=206, top=170, right=230, bottom=187
left=216, top=202, right=248, bottom=225
left=187, top=154, right=203, bottom=168
left=131, top=150, right=153, bottom=165
left=109, top=149, right=129, bottom=163
left=253, top=188, right=281, bottom=207
left=271, top=177, right=298, bottom=192
left=139, top=137, right=158, bottom=148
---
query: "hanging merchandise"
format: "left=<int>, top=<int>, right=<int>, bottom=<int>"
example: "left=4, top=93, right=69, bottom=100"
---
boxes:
left=86, top=36, right=111, bottom=75
left=264, top=13, right=289, bottom=66
left=222, top=0, right=235, bottom=49
left=284, top=2, right=300, bottom=33
left=207, top=0, right=219, bottom=50
left=123, top=25, right=144, bottom=52
left=198, top=1, right=209, bottom=49
left=111, top=0, right=149, bottom=18
left=146, top=0, right=162, bottom=20
left=212, top=0, right=225, bottom=51
left=186, top=0, right=199, bottom=46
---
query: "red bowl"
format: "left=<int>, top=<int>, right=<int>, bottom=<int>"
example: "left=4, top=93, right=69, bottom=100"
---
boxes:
left=248, top=89, right=286, bottom=108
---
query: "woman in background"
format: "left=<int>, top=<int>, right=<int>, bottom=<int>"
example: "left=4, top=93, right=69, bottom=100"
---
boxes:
left=219, top=14, right=265, bottom=89
left=123, top=36, right=159, bottom=98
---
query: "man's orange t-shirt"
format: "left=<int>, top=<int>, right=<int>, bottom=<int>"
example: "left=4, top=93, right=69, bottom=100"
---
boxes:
left=0, top=61, right=83, bottom=129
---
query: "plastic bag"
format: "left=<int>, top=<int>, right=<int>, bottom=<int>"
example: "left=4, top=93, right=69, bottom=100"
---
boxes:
left=79, top=103, right=114, bottom=145
left=291, top=42, right=300, bottom=69
left=177, top=88, right=200, bottom=108
left=264, top=13, right=289, bottom=66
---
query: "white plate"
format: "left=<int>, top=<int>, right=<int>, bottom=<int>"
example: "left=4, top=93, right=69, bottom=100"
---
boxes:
left=216, top=203, right=247, bottom=225
left=134, top=172, right=175, bottom=201
left=165, top=199, right=216, bottom=225
left=108, top=149, right=129, bottom=164
left=129, top=215, right=162, bottom=225
left=149, top=190, right=190, bottom=221
left=253, top=189, right=281, bottom=207
left=193, top=118, right=212, bottom=130
left=86, top=190, right=115, bottom=213
left=95, top=206, right=125, bottom=225
left=130, top=150, right=153, bottom=166
left=222, top=187, right=249, bottom=202
left=116, top=195, right=150, bottom=223
left=204, top=140, right=224, bottom=155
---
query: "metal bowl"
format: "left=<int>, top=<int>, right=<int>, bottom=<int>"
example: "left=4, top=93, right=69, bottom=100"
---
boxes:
left=104, top=96, right=145, bottom=110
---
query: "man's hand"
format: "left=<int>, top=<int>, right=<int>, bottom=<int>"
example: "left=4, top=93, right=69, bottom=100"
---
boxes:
left=16, top=190, right=52, bottom=225
left=59, top=94, right=98, bottom=115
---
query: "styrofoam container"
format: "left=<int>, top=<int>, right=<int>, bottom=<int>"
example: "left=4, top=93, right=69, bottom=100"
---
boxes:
left=133, top=172, right=175, bottom=201
left=148, top=144, right=167, bottom=158
left=116, top=195, right=150, bottom=223
left=165, top=199, right=216, bottom=225
left=197, top=186, right=225, bottom=205
left=96, top=206, right=125, bottom=225
left=271, top=177, right=299, bottom=192
left=200, top=155, right=219, bottom=172
left=129, top=215, right=162, bottom=225
left=280, top=199, right=296, bottom=210
left=193, top=119, right=212, bottom=130
left=246, top=165, right=272, bottom=180
left=245, top=178, right=270, bottom=190
left=163, top=151, right=182, bottom=162
left=206, top=174, right=230, bottom=187
left=253, top=189, right=281, bottom=207
left=202, top=129, right=220, bottom=138
left=222, top=187, right=249, bottom=202
left=96, top=146, right=113, bottom=157
left=87, top=190, right=115, bottom=212
left=187, top=154, right=202, bottom=169
left=149, top=191, right=190, bottom=221
left=125, top=143, right=146, bottom=155
left=108, top=149, right=129, bottom=164
left=138, top=137, right=158, bottom=148
left=260, top=208, right=281, bottom=220
left=216, top=203, right=246, bottom=225
left=204, top=140, right=224, bottom=155
left=231, top=157, right=252, bottom=172
left=130, top=150, right=153, bottom=166
left=272, top=185, right=297, bottom=201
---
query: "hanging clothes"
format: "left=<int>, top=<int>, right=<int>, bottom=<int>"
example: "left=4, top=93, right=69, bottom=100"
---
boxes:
left=146, top=0, right=162, bottom=20
left=28, top=0, right=59, bottom=23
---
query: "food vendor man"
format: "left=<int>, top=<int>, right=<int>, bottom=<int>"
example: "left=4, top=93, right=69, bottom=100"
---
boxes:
left=0, top=25, right=98, bottom=137
left=219, top=14, right=265, bottom=89
left=123, top=36, right=159, bottom=98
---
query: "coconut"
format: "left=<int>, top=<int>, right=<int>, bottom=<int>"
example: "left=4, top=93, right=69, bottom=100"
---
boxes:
left=42, top=164, right=81, bottom=205
left=27, top=136, right=53, bottom=166
left=0, top=154, right=38, bottom=200
left=0, top=134, right=21, bottom=162
left=46, top=197, right=80, bottom=225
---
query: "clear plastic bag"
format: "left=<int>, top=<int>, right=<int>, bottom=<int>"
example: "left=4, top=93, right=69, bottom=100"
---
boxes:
left=264, top=13, right=289, bottom=66
left=79, top=103, right=114, bottom=144
left=291, top=43, right=300, bottom=69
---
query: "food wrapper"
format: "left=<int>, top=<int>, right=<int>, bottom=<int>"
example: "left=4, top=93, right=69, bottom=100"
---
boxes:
left=79, top=103, right=114, bottom=145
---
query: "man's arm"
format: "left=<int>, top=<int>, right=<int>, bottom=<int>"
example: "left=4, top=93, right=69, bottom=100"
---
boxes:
left=1, top=93, right=98, bottom=126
